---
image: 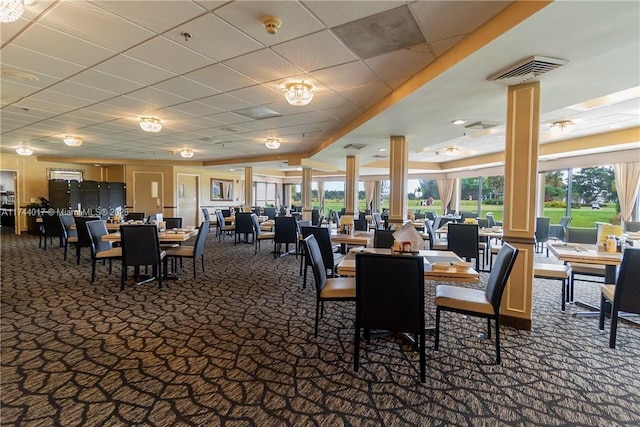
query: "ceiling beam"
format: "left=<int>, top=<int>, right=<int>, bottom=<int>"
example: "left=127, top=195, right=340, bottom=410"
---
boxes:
left=202, top=152, right=308, bottom=167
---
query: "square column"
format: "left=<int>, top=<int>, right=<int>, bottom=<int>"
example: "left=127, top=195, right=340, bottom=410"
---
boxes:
left=243, top=167, right=253, bottom=212
left=302, top=167, right=313, bottom=221
left=388, top=136, right=408, bottom=225
left=345, top=155, right=359, bottom=215
left=501, top=81, right=540, bottom=331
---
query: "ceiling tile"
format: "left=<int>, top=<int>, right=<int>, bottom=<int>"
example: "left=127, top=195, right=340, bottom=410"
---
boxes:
left=224, top=49, right=302, bottom=84
left=126, top=36, right=214, bottom=75
left=152, top=77, right=221, bottom=100
left=0, top=45, right=85, bottom=80
left=126, top=87, right=189, bottom=109
left=41, top=1, right=155, bottom=51
left=183, top=63, right=259, bottom=92
left=228, top=85, right=283, bottom=105
left=310, top=61, right=384, bottom=92
left=162, top=14, right=263, bottom=62
left=214, top=1, right=325, bottom=46
left=94, top=55, right=176, bottom=86
left=67, top=69, right=144, bottom=94
left=271, top=30, right=358, bottom=73
left=91, top=0, right=208, bottom=34
left=197, top=93, right=255, bottom=112
left=301, top=1, right=403, bottom=28
left=364, top=43, right=434, bottom=82
left=47, top=81, right=118, bottom=103
left=13, top=23, right=116, bottom=68
left=165, top=101, right=223, bottom=118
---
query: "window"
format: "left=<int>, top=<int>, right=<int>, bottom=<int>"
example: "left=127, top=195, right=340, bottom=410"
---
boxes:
left=47, top=168, right=84, bottom=181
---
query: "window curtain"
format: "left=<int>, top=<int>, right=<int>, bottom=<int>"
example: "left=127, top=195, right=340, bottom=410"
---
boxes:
left=317, top=181, right=325, bottom=212
left=614, top=162, right=640, bottom=222
left=364, top=181, right=376, bottom=211
left=275, top=184, right=281, bottom=208
left=222, top=181, right=232, bottom=200
left=437, top=178, right=455, bottom=215
left=238, top=179, right=245, bottom=205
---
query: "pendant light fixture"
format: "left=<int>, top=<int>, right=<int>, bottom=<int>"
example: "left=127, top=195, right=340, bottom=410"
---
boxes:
left=180, top=148, right=194, bottom=158
left=0, top=0, right=25, bottom=23
left=280, top=81, right=316, bottom=106
left=265, top=138, right=280, bottom=150
left=63, top=136, right=83, bottom=147
left=15, top=146, right=33, bottom=156
left=139, top=116, right=163, bottom=132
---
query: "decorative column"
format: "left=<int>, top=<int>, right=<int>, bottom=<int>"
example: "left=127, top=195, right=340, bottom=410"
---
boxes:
left=345, top=155, right=359, bottom=215
left=244, top=167, right=253, bottom=212
left=501, top=81, right=540, bottom=331
left=388, top=135, right=408, bottom=226
left=302, top=167, right=313, bottom=221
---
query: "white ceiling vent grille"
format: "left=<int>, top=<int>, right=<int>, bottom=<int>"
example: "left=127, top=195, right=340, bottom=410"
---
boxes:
left=487, top=56, right=568, bottom=85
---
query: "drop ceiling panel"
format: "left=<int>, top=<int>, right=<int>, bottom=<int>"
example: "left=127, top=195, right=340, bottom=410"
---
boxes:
left=184, top=63, right=259, bottom=92
left=364, top=43, right=435, bottom=82
left=126, top=36, right=214, bottom=75
left=301, top=1, right=404, bottom=28
left=42, top=1, right=155, bottom=52
left=337, top=83, right=392, bottom=109
left=15, top=97, right=82, bottom=115
left=197, top=93, right=255, bottom=111
left=91, top=0, right=207, bottom=34
left=151, top=77, right=220, bottom=100
left=94, top=55, right=176, bottom=86
left=224, top=49, right=302, bottom=84
left=214, top=1, right=325, bottom=46
left=271, top=30, right=358, bottom=72
left=67, top=69, right=144, bottom=94
left=101, top=95, right=158, bottom=115
left=411, top=1, right=511, bottom=43
left=166, top=101, right=222, bottom=118
left=229, top=85, right=283, bottom=105
left=0, top=45, right=85, bottom=80
left=310, top=61, right=385, bottom=92
left=0, top=80, right=43, bottom=99
left=430, top=35, right=466, bottom=57
left=126, top=87, right=189, bottom=109
left=13, top=24, right=116, bottom=68
left=47, top=81, right=118, bottom=103
left=162, top=14, right=263, bottom=62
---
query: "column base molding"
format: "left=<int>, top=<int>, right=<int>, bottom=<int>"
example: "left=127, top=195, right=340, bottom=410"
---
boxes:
left=500, top=313, right=531, bottom=331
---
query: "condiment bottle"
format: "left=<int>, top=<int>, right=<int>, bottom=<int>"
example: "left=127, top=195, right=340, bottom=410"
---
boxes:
left=605, top=235, right=617, bottom=253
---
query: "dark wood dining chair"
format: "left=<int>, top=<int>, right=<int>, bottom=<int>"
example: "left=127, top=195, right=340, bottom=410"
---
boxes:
left=74, top=216, right=101, bottom=265
left=373, top=229, right=395, bottom=249
left=435, top=242, right=518, bottom=364
left=303, top=235, right=355, bottom=338
left=447, top=223, right=481, bottom=271
left=301, top=226, right=343, bottom=289
left=252, top=214, right=274, bottom=254
left=274, top=216, right=297, bottom=258
left=599, top=248, right=640, bottom=348
left=354, top=253, right=426, bottom=383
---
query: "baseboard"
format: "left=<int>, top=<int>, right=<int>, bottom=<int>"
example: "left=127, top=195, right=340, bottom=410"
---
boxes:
left=500, top=314, right=531, bottom=331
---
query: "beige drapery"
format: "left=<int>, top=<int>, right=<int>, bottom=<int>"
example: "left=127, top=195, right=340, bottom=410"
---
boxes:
left=222, top=181, right=232, bottom=200
left=437, top=178, right=455, bottom=215
left=614, top=162, right=640, bottom=222
left=274, top=184, right=281, bottom=208
left=238, top=180, right=244, bottom=205
left=364, top=181, right=376, bottom=211
left=317, top=181, right=325, bottom=211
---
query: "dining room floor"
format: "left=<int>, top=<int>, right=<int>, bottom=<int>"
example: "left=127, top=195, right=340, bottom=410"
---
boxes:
left=1, top=231, right=639, bottom=426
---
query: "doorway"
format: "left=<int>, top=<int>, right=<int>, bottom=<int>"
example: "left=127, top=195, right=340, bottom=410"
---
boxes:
left=177, top=174, right=199, bottom=227
left=133, top=172, right=163, bottom=218
left=0, top=170, right=18, bottom=235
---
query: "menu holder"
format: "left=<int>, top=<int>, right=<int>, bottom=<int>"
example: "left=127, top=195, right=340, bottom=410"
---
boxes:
left=392, top=221, right=426, bottom=251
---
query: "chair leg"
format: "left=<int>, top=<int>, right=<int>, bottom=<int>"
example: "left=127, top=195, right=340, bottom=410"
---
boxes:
left=435, top=308, right=441, bottom=351
left=419, top=327, right=426, bottom=383
left=91, top=259, right=96, bottom=283
left=121, top=266, right=127, bottom=291
left=487, top=317, right=491, bottom=339
left=314, top=299, right=321, bottom=338
left=599, top=294, right=607, bottom=330
left=561, top=278, right=566, bottom=311
left=609, top=310, right=619, bottom=349
left=76, top=246, right=81, bottom=265
left=495, top=315, right=501, bottom=364
left=354, top=307, right=361, bottom=372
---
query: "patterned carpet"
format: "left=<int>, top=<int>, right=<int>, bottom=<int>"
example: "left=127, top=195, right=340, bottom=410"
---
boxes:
left=1, top=229, right=639, bottom=426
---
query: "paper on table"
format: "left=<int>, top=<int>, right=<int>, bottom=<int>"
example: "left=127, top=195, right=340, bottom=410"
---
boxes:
left=392, top=221, right=426, bottom=250
left=598, top=224, right=623, bottom=244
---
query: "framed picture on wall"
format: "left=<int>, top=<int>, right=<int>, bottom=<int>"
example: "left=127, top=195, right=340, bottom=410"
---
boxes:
left=210, top=179, right=233, bottom=201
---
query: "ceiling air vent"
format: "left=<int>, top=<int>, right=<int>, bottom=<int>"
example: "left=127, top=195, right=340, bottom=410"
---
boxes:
left=344, top=143, right=367, bottom=150
left=487, top=56, right=568, bottom=85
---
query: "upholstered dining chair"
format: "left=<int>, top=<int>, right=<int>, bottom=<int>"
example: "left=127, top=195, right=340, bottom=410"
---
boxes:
left=41, top=212, right=65, bottom=251
left=120, top=224, right=165, bottom=290
left=354, top=219, right=368, bottom=231
left=354, top=253, right=426, bottom=383
left=624, top=221, right=640, bottom=232
left=86, top=220, right=122, bottom=283
left=124, top=212, right=145, bottom=222
left=599, top=248, right=640, bottom=349
left=274, top=216, right=298, bottom=258
left=565, top=227, right=603, bottom=302
left=74, top=216, right=101, bottom=265
left=215, top=210, right=235, bottom=241
left=303, top=235, right=355, bottom=338
left=373, top=229, right=395, bottom=249
left=59, top=214, right=78, bottom=261
left=301, top=226, right=344, bottom=289
left=447, top=223, right=481, bottom=271
left=534, top=217, right=551, bottom=256
left=435, top=243, right=519, bottom=364
left=163, top=222, right=209, bottom=279
left=201, top=208, right=215, bottom=233
left=164, top=217, right=182, bottom=230
left=234, top=212, right=255, bottom=244
left=252, top=214, right=275, bottom=254
left=425, top=218, right=447, bottom=250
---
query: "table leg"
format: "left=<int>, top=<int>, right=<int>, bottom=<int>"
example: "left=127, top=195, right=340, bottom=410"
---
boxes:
left=573, top=264, right=616, bottom=317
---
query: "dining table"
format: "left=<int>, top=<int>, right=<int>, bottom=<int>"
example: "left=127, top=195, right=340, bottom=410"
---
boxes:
left=548, top=242, right=623, bottom=317
left=102, top=228, right=198, bottom=243
left=337, top=247, right=480, bottom=283
left=330, top=230, right=374, bottom=253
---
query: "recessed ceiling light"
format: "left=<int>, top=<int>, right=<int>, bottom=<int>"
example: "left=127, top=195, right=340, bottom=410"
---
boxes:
left=16, top=146, right=33, bottom=156
left=265, top=138, right=280, bottom=150
left=180, top=148, right=194, bottom=158
left=229, top=168, right=235, bottom=171
left=139, top=116, right=163, bottom=132
left=378, top=148, right=387, bottom=152
left=452, top=119, right=466, bottom=125
left=2, top=70, right=38, bottom=82
left=63, top=135, right=83, bottom=147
